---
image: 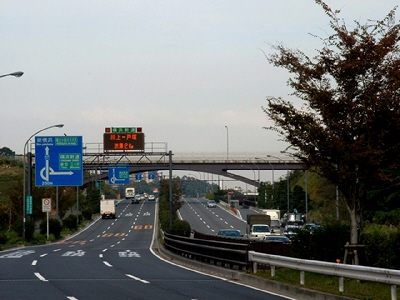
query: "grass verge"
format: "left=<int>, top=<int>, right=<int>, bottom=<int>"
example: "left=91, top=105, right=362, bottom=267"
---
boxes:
left=252, top=267, right=398, bottom=300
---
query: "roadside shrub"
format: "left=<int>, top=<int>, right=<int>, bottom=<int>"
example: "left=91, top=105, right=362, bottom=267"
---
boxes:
left=81, top=209, right=92, bottom=221
left=168, top=219, right=191, bottom=237
left=40, top=218, right=62, bottom=238
left=63, top=214, right=78, bottom=230
left=13, top=217, right=35, bottom=241
left=361, top=223, right=400, bottom=269
left=291, top=222, right=349, bottom=263
left=0, top=231, right=7, bottom=244
left=31, top=232, right=46, bottom=244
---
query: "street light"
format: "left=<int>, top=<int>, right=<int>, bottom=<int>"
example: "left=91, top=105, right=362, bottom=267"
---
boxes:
left=256, top=157, right=274, bottom=206
left=224, top=126, right=229, bottom=160
left=281, top=150, right=309, bottom=219
left=23, top=124, right=64, bottom=238
left=241, top=164, right=256, bottom=205
left=0, top=71, right=24, bottom=79
left=267, top=155, right=290, bottom=213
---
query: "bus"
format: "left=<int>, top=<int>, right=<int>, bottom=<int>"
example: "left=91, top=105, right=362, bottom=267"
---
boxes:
left=125, top=187, right=135, bottom=200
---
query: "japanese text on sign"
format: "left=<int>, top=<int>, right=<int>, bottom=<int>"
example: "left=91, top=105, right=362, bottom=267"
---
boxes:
left=103, top=132, right=145, bottom=151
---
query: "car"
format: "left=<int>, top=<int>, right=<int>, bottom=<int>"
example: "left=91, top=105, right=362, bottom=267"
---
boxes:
left=263, top=235, right=291, bottom=243
left=217, top=229, right=242, bottom=237
left=148, top=194, right=155, bottom=201
left=302, top=223, right=325, bottom=234
left=207, top=200, right=217, bottom=208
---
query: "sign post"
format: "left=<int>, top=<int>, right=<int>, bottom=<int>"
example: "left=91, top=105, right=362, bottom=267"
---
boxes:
left=42, top=198, right=51, bottom=240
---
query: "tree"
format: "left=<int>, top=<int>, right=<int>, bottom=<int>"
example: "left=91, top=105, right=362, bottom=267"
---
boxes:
left=262, top=1, right=400, bottom=246
left=159, top=178, right=184, bottom=230
left=0, top=147, right=15, bottom=157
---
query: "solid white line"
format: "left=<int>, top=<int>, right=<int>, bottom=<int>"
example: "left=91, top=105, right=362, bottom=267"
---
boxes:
left=103, top=261, right=112, bottom=267
left=32, top=260, right=37, bottom=266
left=34, top=272, right=48, bottom=281
left=126, top=274, right=149, bottom=284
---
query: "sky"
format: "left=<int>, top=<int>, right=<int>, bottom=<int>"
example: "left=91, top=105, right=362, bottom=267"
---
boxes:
left=1, top=0, right=399, bottom=185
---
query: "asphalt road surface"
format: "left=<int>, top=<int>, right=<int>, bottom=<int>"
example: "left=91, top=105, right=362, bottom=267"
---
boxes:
left=0, top=199, right=294, bottom=300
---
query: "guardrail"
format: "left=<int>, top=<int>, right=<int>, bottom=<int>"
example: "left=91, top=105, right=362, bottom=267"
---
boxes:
left=163, top=231, right=249, bottom=269
left=163, top=230, right=292, bottom=270
left=249, top=251, right=400, bottom=300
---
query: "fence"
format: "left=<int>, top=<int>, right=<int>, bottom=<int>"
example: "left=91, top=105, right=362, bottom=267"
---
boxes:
left=249, top=251, right=400, bottom=300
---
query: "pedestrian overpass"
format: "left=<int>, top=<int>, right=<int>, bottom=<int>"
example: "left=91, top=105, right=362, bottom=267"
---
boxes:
left=82, top=142, right=306, bottom=187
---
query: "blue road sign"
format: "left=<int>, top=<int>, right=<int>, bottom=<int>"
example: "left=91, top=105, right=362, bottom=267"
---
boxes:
left=148, top=171, right=156, bottom=180
left=135, top=173, right=143, bottom=180
left=108, top=165, right=130, bottom=185
left=35, top=136, right=83, bottom=186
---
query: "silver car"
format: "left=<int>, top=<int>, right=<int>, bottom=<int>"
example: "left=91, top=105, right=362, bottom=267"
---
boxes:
left=207, top=200, right=217, bottom=208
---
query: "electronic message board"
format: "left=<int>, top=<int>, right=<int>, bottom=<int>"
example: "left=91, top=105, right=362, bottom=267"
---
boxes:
left=103, top=132, right=145, bottom=151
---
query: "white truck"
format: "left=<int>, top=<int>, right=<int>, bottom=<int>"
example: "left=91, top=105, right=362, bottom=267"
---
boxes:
left=100, top=199, right=116, bottom=219
left=246, top=214, right=271, bottom=240
left=262, top=209, right=282, bottom=235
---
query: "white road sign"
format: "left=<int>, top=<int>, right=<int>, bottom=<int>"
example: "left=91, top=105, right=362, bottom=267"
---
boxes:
left=42, top=198, right=51, bottom=212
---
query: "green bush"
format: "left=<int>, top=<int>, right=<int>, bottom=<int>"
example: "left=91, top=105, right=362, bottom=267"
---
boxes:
left=361, top=223, right=400, bottom=269
left=31, top=232, right=46, bottom=244
left=40, top=218, right=62, bottom=238
left=0, top=231, right=7, bottom=244
left=13, top=217, right=35, bottom=241
left=63, top=214, right=78, bottom=230
left=291, top=222, right=349, bottom=263
left=81, top=209, right=92, bottom=221
left=168, top=219, right=191, bottom=237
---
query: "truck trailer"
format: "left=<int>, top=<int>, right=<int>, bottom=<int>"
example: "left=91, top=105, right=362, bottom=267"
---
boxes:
left=100, top=199, right=116, bottom=219
left=262, top=209, right=282, bottom=235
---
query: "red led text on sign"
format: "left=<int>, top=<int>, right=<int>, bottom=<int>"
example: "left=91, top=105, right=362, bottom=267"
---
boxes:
left=103, top=132, right=145, bottom=151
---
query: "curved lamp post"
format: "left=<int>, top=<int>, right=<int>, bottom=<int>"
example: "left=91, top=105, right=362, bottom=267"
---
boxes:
left=240, top=164, right=256, bottom=204
left=224, top=126, right=229, bottom=160
left=281, top=150, right=308, bottom=219
left=23, top=124, right=64, bottom=238
left=0, top=71, right=24, bottom=78
left=267, top=154, right=290, bottom=213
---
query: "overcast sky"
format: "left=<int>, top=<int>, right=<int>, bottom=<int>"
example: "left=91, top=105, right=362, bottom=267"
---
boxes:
left=1, top=0, right=398, bottom=170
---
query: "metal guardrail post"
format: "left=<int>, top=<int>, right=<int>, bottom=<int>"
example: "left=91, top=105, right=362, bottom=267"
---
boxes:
left=248, top=251, right=400, bottom=299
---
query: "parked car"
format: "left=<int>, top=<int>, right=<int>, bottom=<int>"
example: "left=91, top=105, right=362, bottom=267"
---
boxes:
left=217, top=229, right=242, bottom=237
left=207, top=200, right=217, bottom=208
left=263, top=235, right=291, bottom=243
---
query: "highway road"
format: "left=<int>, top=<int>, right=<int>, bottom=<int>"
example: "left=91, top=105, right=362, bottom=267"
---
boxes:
left=0, top=199, right=294, bottom=300
left=179, top=197, right=261, bottom=236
